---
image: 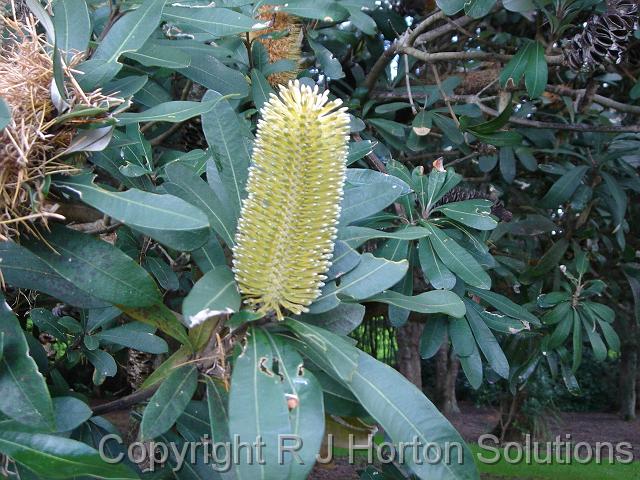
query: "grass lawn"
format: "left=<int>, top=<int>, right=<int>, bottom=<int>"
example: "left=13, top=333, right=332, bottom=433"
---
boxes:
left=332, top=442, right=640, bottom=479
left=470, top=444, right=640, bottom=479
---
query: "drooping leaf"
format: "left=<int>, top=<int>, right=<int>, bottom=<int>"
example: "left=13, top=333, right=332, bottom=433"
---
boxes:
left=0, top=299, right=55, bottom=430
left=23, top=225, right=161, bottom=308
left=524, top=41, right=548, bottom=99
left=55, top=174, right=210, bottom=251
left=417, top=237, right=456, bottom=290
left=182, top=266, right=240, bottom=328
left=163, top=6, right=262, bottom=36
left=0, top=431, right=138, bottom=479
left=464, top=300, right=509, bottom=378
left=467, top=286, right=540, bottom=325
left=95, top=322, right=168, bottom=354
left=53, top=0, right=91, bottom=61
left=140, top=365, right=198, bottom=440
left=116, top=100, right=221, bottom=125
left=540, top=165, right=589, bottom=207
left=366, top=290, right=466, bottom=318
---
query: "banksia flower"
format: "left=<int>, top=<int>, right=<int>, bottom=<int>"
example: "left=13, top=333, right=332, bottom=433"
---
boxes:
left=563, top=0, right=639, bottom=71
left=232, top=80, right=350, bottom=319
left=250, top=7, right=303, bottom=87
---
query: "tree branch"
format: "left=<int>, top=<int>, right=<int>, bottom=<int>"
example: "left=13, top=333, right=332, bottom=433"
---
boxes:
left=399, top=47, right=565, bottom=66
left=92, top=385, right=160, bottom=415
left=452, top=94, right=640, bottom=133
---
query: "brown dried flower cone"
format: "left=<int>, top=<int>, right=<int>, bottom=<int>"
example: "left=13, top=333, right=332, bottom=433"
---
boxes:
left=250, top=6, right=303, bottom=87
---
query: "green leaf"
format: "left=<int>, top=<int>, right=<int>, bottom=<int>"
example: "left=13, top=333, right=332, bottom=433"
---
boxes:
left=349, top=352, right=478, bottom=479
left=250, top=69, right=275, bottom=111
left=436, top=0, right=464, bottom=14
left=52, top=397, right=92, bottom=432
left=124, top=42, right=191, bottom=68
left=467, top=286, right=540, bottom=325
left=596, top=319, right=620, bottom=353
left=23, top=225, right=161, bottom=308
left=458, top=340, right=483, bottom=388
left=308, top=38, right=345, bottom=79
left=524, top=41, right=548, bottom=99
left=84, top=349, right=117, bottom=385
left=164, top=163, right=236, bottom=247
left=182, top=267, right=240, bottom=328
left=339, top=226, right=430, bottom=249
left=572, top=309, right=583, bottom=371
left=144, top=255, right=179, bottom=291
left=0, top=299, right=55, bottom=430
left=0, top=431, right=138, bottom=479
left=280, top=0, right=349, bottom=21
left=92, top=0, right=166, bottom=64
left=435, top=199, right=498, bottom=230
left=340, top=183, right=403, bottom=225
left=366, top=290, right=466, bottom=318
left=284, top=319, right=359, bottom=382
left=29, top=309, right=67, bottom=342
left=420, top=316, right=447, bottom=359
left=140, top=365, right=198, bottom=440
left=201, top=90, right=252, bottom=221
left=204, top=377, right=232, bottom=445
left=449, top=317, right=475, bottom=357
left=263, top=330, right=325, bottom=480
left=580, top=313, right=607, bottom=362
left=528, top=238, right=569, bottom=277
left=0, top=98, right=11, bottom=130
left=500, top=44, right=529, bottom=88
left=499, top=146, right=516, bottom=183
left=464, top=0, right=496, bottom=18
left=55, top=174, right=210, bottom=251
left=297, top=303, right=365, bottom=335
left=116, top=99, right=221, bottom=125
left=95, top=322, right=168, bottom=354
left=460, top=101, right=514, bottom=135
left=540, top=165, right=589, bottom=207
left=228, top=328, right=291, bottom=480
left=163, top=6, right=261, bottom=36
left=548, top=311, right=574, bottom=349
left=418, top=236, right=456, bottom=289
left=179, top=52, right=249, bottom=97
left=120, top=304, right=191, bottom=348
left=464, top=300, right=509, bottom=378
left=423, top=223, right=491, bottom=289
left=53, top=0, right=91, bottom=61
left=312, top=253, right=408, bottom=311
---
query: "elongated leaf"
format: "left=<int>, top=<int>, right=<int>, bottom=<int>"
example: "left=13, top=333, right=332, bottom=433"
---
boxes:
left=435, top=199, right=498, bottom=230
left=93, top=0, right=166, bottom=64
left=53, top=0, right=91, bottom=61
left=284, top=319, right=359, bottom=382
left=201, top=90, right=252, bottom=220
left=140, top=365, right=198, bottom=440
left=540, top=165, right=589, bottom=207
left=367, top=290, right=466, bottom=318
left=55, top=174, right=210, bottom=251
left=120, top=303, right=191, bottom=348
left=0, top=299, right=54, bottom=430
left=182, top=267, right=240, bottom=328
left=467, top=286, right=540, bottom=325
left=580, top=314, right=607, bottom=362
left=23, top=225, right=161, bottom=308
left=124, top=42, right=190, bottom=68
left=280, top=0, right=349, bottom=21
left=424, top=223, right=491, bottom=289
left=313, top=253, right=408, bottom=311
left=297, top=303, right=365, bottom=335
left=164, top=6, right=262, bottom=36
left=263, top=330, right=325, bottom=480
left=164, top=163, right=236, bottom=247
left=95, top=322, right=168, bottom=354
left=350, top=352, right=477, bottom=479
left=339, top=225, right=430, bottom=249
left=458, top=339, right=483, bottom=388
left=500, top=42, right=529, bottom=87
left=340, top=182, right=402, bottom=225
left=228, top=328, right=291, bottom=480
left=524, top=41, right=547, bottom=99
left=84, top=349, right=117, bottom=385
left=418, top=237, right=456, bottom=290
left=116, top=99, right=220, bottom=125
left=0, top=241, right=106, bottom=308
left=465, top=300, right=509, bottom=378
left=0, top=431, right=138, bottom=479
left=420, top=316, right=447, bottom=359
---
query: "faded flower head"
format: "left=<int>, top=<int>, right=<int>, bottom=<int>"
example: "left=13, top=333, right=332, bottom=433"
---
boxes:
left=232, top=80, right=350, bottom=319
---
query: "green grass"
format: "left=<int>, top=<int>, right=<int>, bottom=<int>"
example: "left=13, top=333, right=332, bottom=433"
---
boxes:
left=332, top=442, right=640, bottom=479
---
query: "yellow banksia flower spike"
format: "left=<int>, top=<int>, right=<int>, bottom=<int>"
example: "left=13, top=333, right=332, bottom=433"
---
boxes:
left=232, top=80, right=350, bottom=319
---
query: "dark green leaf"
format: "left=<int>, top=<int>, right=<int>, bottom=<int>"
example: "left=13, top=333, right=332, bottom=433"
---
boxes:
left=366, top=290, right=466, bottom=317
left=182, top=267, right=240, bottom=328
left=53, top=0, right=91, bottom=61
left=95, top=322, right=168, bottom=354
left=540, top=165, right=589, bottom=207
left=524, top=41, right=548, bottom=99
left=419, top=316, right=447, bottom=359
left=140, top=365, right=198, bottom=440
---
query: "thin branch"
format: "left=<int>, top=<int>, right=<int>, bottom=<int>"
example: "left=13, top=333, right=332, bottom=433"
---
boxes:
left=399, top=47, right=565, bottom=65
left=91, top=385, right=160, bottom=415
left=403, top=54, right=417, bottom=115
left=546, top=84, right=640, bottom=115
left=430, top=64, right=459, bottom=127
left=452, top=94, right=640, bottom=133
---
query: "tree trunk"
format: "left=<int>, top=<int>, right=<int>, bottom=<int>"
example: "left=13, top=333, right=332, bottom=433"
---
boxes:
left=618, top=314, right=638, bottom=420
left=396, top=321, right=424, bottom=390
left=435, top=342, right=460, bottom=417
left=619, top=342, right=638, bottom=420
